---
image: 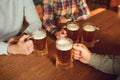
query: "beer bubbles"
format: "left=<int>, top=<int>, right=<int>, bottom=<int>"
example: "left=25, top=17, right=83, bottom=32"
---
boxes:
left=66, top=22, right=80, bottom=43
left=55, top=38, right=73, bottom=69
left=32, top=29, right=48, bottom=56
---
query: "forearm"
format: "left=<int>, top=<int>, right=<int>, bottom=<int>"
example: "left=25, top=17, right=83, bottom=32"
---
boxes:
left=0, top=42, right=8, bottom=55
left=74, top=0, right=90, bottom=20
left=43, top=22, right=59, bottom=36
left=75, top=13, right=90, bottom=20
left=43, top=0, right=59, bottom=35
left=24, top=22, right=42, bottom=34
left=24, top=0, right=42, bottom=34
left=89, top=53, right=120, bottom=75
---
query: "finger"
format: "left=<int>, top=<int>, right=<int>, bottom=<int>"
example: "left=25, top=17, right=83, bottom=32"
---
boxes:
left=8, top=37, right=18, bottom=43
left=74, top=53, right=81, bottom=58
left=80, top=44, right=88, bottom=49
left=28, top=47, right=34, bottom=53
left=61, top=29, right=66, bottom=32
left=73, top=43, right=88, bottom=51
left=25, top=40, right=33, bottom=48
left=73, top=50, right=81, bottom=56
left=8, top=38, right=15, bottom=43
left=28, top=47, right=34, bottom=54
left=73, top=50, right=80, bottom=55
left=60, top=30, right=67, bottom=37
left=73, top=43, right=81, bottom=50
left=74, top=55, right=81, bottom=60
left=79, top=58, right=88, bottom=64
left=56, top=31, right=67, bottom=39
left=60, top=29, right=67, bottom=35
left=73, top=50, right=81, bottom=58
left=60, top=34, right=67, bottom=38
left=25, top=47, right=34, bottom=55
left=18, top=34, right=30, bottom=42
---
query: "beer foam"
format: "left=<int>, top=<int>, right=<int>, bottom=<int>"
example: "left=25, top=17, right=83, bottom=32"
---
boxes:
left=32, top=30, right=46, bottom=39
left=67, top=24, right=79, bottom=31
left=83, top=25, right=96, bottom=32
left=56, top=38, right=73, bottom=51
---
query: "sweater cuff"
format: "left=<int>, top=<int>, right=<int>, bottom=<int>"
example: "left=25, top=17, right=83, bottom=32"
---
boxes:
left=0, top=42, right=9, bottom=55
left=88, top=53, right=101, bottom=69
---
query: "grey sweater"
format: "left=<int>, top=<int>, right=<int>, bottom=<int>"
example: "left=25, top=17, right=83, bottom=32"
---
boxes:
left=89, top=53, right=120, bottom=80
left=0, top=0, right=42, bottom=55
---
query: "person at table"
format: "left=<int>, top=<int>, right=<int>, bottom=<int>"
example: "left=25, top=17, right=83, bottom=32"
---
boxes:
left=110, top=0, right=120, bottom=11
left=73, top=43, right=120, bottom=80
left=43, top=0, right=90, bottom=39
left=0, top=0, right=42, bottom=55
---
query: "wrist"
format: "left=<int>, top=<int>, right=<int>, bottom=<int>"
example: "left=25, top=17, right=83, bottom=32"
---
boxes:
left=51, top=28, right=59, bottom=37
left=7, top=44, right=15, bottom=55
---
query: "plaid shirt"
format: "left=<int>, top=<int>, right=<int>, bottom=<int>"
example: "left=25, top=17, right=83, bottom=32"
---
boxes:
left=43, top=0, right=90, bottom=35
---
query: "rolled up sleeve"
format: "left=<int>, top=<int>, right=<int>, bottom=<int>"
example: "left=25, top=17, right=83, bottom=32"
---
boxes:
left=24, top=0, right=42, bottom=34
left=0, top=42, right=8, bottom=55
left=88, top=53, right=114, bottom=74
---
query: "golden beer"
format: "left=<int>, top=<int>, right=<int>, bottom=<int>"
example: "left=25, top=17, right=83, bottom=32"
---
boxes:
left=82, top=23, right=96, bottom=47
left=56, top=38, right=73, bottom=69
left=66, top=22, right=79, bottom=43
left=32, top=29, right=48, bottom=56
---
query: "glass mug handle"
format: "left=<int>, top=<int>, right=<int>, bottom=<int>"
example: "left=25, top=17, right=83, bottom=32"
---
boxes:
left=95, top=27, right=100, bottom=43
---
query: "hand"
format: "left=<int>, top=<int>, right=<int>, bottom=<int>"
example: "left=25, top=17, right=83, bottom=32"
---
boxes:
left=8, top=33, right=27, bottom=45
left=76, top=15, right=89, bottom=21
left=59, top=17, right=72, bottom=23
left=73, top=43, right=92, bottom=64
left=55, top=29, right=67, bottom=39
left=7, top=34, right=34, bottom=55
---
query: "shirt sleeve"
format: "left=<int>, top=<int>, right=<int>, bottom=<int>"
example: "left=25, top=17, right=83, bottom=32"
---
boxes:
left=89, top=53, right=120, bottom=75
left=73, top=0, right=90, bottom=20
left=24, top=0, right=42, bottom=34
left=43, top=0, right=59, bottom=35
left=0, top=42, right=8, bottom=55
left=117, top=76, right=120, bottom=80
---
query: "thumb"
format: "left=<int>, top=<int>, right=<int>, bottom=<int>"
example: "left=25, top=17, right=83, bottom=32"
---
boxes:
left=73, top=43, right=82, bottom=51
left=18, top=34, right=30, bottom=42
left=79, top=57, right=88, bottom=64
left=73, top=43, right=87, bottom=52
left=61, top=29, right=67, bottom=34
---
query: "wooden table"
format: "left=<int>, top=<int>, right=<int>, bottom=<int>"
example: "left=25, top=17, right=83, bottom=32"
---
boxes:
left=81, top=10, right=120, bottom=56
left=0, top=10, right=119, bottom=80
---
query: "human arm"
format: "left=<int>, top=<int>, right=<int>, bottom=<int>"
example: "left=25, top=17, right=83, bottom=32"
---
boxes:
left=54, top=29, right=67, bottom=39
left=110, top=0, right=120, bottom=7
left=89, top=53, right=120, bottom=75
left=0, top=42, right=9, bottom=55
left=73, top=0, right=90, bottom=21
left=7, top=34, right=34, bottom=55
left=73, top=43, right=92, bottom=64
left=73, top=43, right=120, bottom=75
left=24, top=0, right=42, bottom=34
left=43, top=0, right=67, bottom=39
left=0, top=34, right=33, bottom=55
left=43, top=0, right=59, bottom=36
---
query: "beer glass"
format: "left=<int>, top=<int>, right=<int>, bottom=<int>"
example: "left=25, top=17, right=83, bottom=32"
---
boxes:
left=82, top=23, right=99, bottom=47
left=118, top=5, right=120, bottom=16
left=32, top=29, right=48, bottom=56
left=56, top=37, right=73, bottom=69
left=66, top=22, right=80, bottom=43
